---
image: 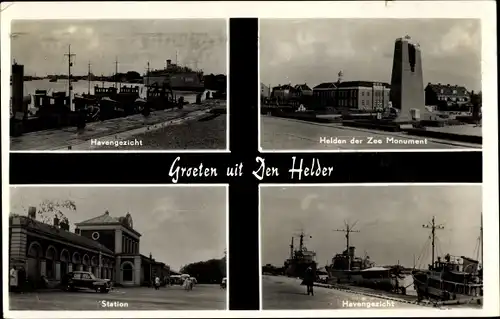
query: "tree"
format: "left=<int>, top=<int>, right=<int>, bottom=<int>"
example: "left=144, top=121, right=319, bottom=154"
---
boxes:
left=10, top=199, right=76, bottom=228
left=180, top=255, right=226, bottom=284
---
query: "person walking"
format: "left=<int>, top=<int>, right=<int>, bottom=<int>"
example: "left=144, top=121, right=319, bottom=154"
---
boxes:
left=303, top=266, right=315, bottom=296
left=9, top=266, right=18, bottom=292
left=154, top=276, right=160, bottom=290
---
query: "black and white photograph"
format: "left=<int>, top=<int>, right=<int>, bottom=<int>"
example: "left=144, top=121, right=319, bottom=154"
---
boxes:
left=9, top=19, right=227, bottom=151
left=7, top=186, right=227, bottom=311
left=260, top=185, right=483, bottom=310
left=259, top=19, right=482, bottom=151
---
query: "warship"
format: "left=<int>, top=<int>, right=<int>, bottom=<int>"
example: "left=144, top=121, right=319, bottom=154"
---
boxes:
left=411, top=216, right=483, bottom=304
left=145, top=58, right=205, bottom=93
left=283, top=231, right=317, bottom=279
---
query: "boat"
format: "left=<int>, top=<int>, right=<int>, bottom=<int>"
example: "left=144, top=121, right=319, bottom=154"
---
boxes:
left=283, top=231, right=317, bottom=279
left=411, top=216, right=483, bottom=304
left=327, top=246, right=374, bottom=284
left=144, top=59, right=205, bottom=93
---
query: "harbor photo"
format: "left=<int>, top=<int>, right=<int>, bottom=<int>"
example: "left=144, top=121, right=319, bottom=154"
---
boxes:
left=7, top=186, right=227, bottom=311
left=9, top=19, right=227, bottom=151
left=259, top=19, right=482, bottom=150
left=260, top=185, right=483, bottom=310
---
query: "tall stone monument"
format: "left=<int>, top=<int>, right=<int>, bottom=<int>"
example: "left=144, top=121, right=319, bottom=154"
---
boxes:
left=389, top=35, right=426, bottom=122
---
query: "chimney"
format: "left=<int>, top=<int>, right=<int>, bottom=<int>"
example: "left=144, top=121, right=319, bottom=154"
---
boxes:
left=54, top=216, right=60, bottom=227
left=28, top=207, right=36, bottom=219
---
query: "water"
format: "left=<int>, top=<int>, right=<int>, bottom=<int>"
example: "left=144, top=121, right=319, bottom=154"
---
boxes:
left=12, top=79, right=212, bottom=112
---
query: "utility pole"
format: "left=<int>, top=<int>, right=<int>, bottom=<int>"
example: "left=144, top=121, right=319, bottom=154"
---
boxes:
left=146, top=61, right=150, bottom=99
left=64, top=45, right=76, bottom=108
left=114, top=57, right=119, bottom=89
left=101, top=74, right=104, bottom=88
left=480, top=213, right=483, bottom=268
left=87, top=61, right=92, bottom=95
left=175, top=50, right=178, bottom=65
left=422, top=216, right=445, bottom=267
left=334, top=221, right=360, bottom=271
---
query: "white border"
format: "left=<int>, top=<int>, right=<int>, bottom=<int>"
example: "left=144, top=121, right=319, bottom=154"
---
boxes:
left=3, top=184, right=230, bottom=317
left=257, top=1, right=496, bottom=153
left=259, top=183, right=499, bottom=317
left=1, top=4, right=229, bottom=153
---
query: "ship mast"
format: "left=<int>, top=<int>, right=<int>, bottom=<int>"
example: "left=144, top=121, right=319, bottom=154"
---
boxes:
left=422, top=216, right=445, bottom=267
left=334, top=221, right=360, bottom=271
left=114, top=57, right=119, bottom=89
left=289, top=237, right=294, bottom=260
left=87, top=61, right=91, bottom=95
left=480, top=213, right=483, bottom=268
left=64, top=45, right=75, bottom=109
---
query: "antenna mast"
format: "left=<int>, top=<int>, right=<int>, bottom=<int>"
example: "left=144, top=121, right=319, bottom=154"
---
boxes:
left=114, top=57, right=119, bottom=89
left=334, top=221, right=360, bottom=271
left=87, top=61, right=91, bottom=95
left=422, top=216, right=445, bottom=266
left=289, top=237, right=294, bottom=260
left=64, top=45, right=76, bottom=108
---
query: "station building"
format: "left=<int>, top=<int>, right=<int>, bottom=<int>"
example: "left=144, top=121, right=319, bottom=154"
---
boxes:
left=9, top=209, right=170, bottom=287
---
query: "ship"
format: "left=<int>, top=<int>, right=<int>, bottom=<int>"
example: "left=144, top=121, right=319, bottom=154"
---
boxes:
left=327, top=246, right=374, bottom=283
left=411, top=216, right=483, bottom=304
left=283, top=231, right=317, bottom=279
left=144, top=59, right=205, bottom=93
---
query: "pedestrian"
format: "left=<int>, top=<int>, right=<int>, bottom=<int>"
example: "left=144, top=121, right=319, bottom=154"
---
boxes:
left=9, top=266, right=18, bottom=292
left=154, top=276, right=160, bottom=290
left=303, top=266, right=315, bottom=296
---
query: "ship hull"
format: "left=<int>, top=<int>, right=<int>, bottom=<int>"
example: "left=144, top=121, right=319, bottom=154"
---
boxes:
left=145, top=75, right=205, bottom=93
left=412, top=271, right=483, bottom=302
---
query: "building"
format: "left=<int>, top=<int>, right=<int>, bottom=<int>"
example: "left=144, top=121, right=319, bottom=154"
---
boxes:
left=424, top=83, right=470, bottom=106
left=9, top=209, right=171, bottom=288
left=293, top=84, right=313, bottom=97
left=312, top=81, right=390, bottom=110
left=261, top=83, right=271, bottom=98
left=272, top=84, right=296, bottom=100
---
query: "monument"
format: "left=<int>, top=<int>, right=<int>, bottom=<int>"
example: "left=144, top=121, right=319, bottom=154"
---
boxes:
left=389, top=35, right=426, bottom=123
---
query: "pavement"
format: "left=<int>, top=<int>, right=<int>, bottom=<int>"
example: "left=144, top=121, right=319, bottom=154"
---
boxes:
left=8, top=284, right=226, bottom=310
left=260, top=116, right=481, bottom=150
left=10, top=100, right=226, bottom=151
left=261, top=275, right=421, bottom=310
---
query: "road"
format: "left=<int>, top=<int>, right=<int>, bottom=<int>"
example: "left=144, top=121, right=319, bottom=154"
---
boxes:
left=261, top=275, right=421, bottom=310
left=9, top=284, right=226, bottom=310
left=260, top=116, right=480, bottom=150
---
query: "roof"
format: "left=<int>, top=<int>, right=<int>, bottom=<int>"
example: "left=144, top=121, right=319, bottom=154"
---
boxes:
left=295, top=84, right=312, bottom=91
left=426, top=83, right=469, bottom=96
left=77, top=211, right=120, bottom=225
left=75, top=211, right=141, bottom=237
left=313, top=82, right=338, bottom=89
left=13, top=216, right=114, bottom=255
left=361, top=266, right=390, bottom=272
left=273, top=84, right=295, bottom=91
left=337, top=81, right=390, bottom=88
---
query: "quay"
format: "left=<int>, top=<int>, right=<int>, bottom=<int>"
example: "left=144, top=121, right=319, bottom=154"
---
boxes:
left=10, top=101, right=226, bottom=151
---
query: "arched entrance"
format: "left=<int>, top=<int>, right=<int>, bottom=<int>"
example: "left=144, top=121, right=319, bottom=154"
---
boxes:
left=121, top=261, right=134, bottom=284
left=27, top=242, right=43, bottom=280
left=91, top=256, right=98, bottom=277
left=82, top=255, right=90, bottom=272
left=45, top=246, right=57, bottom=279
left=60, top=249, right=70, bottom=279
left=72, top=252, right=81, bottom=271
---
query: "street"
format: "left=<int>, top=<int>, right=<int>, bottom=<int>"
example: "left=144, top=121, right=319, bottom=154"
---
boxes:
left=260, top=116, right=480, bottom=150
left=261, top=275, right=421, bottom=310
left=9, top=284, right=226, bottom=310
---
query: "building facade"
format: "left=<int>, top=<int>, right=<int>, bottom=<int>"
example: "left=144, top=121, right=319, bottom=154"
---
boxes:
left=261, top=83, right=271, bottom=99
left=9, top=209, right=170, bottom=288
left=424, top=83, right=470, bottom=106
left=313, top=81, right=390, bottom=110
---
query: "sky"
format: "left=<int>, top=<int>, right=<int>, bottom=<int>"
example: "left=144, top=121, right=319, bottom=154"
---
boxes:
left=10, top=186, right=227, bottom=271
left=260, top=185, right=482, bottom=269
left=260, top=19, right=482, bottom=92
left=10, top=19, right=227, bottom=76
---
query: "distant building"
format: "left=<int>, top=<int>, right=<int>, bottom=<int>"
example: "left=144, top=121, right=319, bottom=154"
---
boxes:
left=424, top=83, right=470, bottom=106
left=272, top=84, right=296, bottom=100
left=293, top=84, right=313, bottom=97
left=261, top=83, right=271, bottom=98
left=313, top=81, right=390, bottom=110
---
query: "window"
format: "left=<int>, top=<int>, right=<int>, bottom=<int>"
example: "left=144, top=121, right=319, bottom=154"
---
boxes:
left=82, top=273, right=92, bottom=280
left=361, top=100, right=365, bottom=105
left=361, top=92, right=364, bottom=96
left=440, top=89, right=444, bottom=94
left=367, top=92, right=370, bottom=96
left=73, top=273, right=82, bottom=279
left=453, top=90, right=457, bottom=94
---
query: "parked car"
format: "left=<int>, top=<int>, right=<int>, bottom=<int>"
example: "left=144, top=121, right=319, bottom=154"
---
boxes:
left=61, top=271, right=111, bottom=293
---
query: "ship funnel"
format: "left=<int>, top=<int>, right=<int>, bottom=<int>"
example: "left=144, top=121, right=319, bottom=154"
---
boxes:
left=348, top=246, right=355, bottom=258
left=166, top=59, right=172, bottom=67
